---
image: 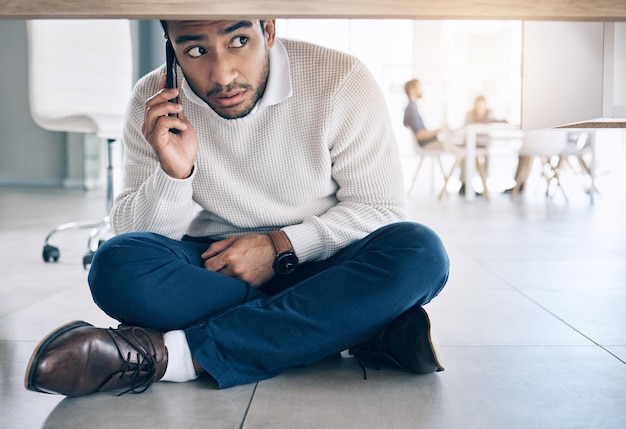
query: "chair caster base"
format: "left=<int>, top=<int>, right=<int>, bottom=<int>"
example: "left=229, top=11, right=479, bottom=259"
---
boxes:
left=82, top=251, right=95, bottom=270
left=42, top=245, right=60, bottom=263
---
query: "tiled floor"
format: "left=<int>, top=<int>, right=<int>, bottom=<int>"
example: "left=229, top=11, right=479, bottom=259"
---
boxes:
left=1, top=159, right=626, bottom=428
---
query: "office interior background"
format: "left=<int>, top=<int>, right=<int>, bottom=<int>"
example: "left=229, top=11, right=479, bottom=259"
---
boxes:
left=0, top=17, right=625, bottom=429
left=0, top=19, right=624, bottom=194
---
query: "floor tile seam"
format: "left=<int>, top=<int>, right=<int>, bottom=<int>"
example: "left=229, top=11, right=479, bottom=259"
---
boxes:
left=506, top=290, right=610, bottom=348
left=0, top=283, right=82, bottom=323
left=239, top=382, right=259, bottom=429
left=478, top=257, right=609, bottom=298
left=603, top=349, right=626, bottom=365
left=477, top=260, right=603, bottom=324
left=474, top=268, right=626, bottom=365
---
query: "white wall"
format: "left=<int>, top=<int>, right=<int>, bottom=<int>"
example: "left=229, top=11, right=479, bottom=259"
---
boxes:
left=411, top=21, right=522, bottom=130
left=603, top=22, right=626, bottom=117
left=614, top=24, right=626, bottom=110
left=521, top=21, right=604, bottom=129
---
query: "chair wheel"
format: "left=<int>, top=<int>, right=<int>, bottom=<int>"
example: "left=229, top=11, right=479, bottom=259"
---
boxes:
left=42, top=245, right=60, bottom=263
left=82, top=251, right=95, bottom=270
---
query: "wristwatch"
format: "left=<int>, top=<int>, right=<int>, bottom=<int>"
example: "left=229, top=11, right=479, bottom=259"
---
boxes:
left=268, top=230, right=299, bottom=275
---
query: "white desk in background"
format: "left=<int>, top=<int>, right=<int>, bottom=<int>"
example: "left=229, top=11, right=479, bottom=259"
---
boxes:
left=462, top=123, right=524, bottom=202
left=555, top=117, right=626, bottom=205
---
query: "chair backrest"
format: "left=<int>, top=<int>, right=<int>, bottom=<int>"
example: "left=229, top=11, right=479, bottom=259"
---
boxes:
left=27, top=20, right=133, bottom=139
left=519, top=129, right=570, bottom=157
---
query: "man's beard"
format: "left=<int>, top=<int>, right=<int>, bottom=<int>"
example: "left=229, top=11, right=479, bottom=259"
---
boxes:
left=206, top=54, right=270, bottom=120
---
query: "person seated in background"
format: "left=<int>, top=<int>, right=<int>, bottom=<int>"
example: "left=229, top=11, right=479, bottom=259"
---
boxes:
left=459, top=95, right=506, bottom=195
left=403, top=79, right=443, bottom=148
left=464, top=95, right=501, bottom=126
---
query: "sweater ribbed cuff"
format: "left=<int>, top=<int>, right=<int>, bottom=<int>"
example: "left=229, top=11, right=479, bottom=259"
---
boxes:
left=152, top=165, right=196, bottom=202
left=282, top=223, right=324, bottom=263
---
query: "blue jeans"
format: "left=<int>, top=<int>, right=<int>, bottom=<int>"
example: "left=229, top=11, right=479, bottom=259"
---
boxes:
left=88, top=221, right=449, bottom=388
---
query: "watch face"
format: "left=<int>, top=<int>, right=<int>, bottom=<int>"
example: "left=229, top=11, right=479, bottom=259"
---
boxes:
left=275, top=252, right=298, bottom=275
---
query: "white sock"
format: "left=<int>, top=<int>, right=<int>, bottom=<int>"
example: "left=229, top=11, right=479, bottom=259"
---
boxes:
left=340, top=349, right=355, bottom=358
left=161, top=330, right=199, bottom=383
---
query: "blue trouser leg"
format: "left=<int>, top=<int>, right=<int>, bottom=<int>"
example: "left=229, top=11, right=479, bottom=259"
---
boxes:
left=88, top=221, right=449, bottom=388
left=88, top=232, right=266, bottom=331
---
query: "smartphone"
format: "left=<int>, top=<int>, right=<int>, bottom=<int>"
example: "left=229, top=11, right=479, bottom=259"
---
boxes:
left=165, top=39, right=180, bottom=134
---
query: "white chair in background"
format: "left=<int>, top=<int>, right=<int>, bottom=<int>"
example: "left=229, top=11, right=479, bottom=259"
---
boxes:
left=510, top=129, right=570, bottom=201
left=27, top=19, right=133, bottom=267
left=406, top=133, right=447, bottom=196
left=406, top=128, right=491, bottom=200
left=557, top=131, right=598, bottom=196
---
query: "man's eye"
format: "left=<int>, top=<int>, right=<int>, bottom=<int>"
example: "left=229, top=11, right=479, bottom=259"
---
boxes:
left=186, top=47, right=206, bottom=58
left=231, top=36, right=248, bottom=48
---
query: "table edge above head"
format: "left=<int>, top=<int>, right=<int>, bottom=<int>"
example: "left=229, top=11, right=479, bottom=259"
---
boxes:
left=554, top=118, right=626, bottom=129
left=3, top=0, right=626, bottom=20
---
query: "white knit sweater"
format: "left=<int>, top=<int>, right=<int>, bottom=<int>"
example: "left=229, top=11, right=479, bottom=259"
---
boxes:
left=111, top=38, right=406, bottom=263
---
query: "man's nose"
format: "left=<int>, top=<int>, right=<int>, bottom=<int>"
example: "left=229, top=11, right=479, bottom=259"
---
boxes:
left=209, top=53, right=237, bottom=87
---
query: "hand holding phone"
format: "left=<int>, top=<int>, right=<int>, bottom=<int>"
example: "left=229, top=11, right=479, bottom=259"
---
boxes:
left=165, top=40, right=180, bottom=134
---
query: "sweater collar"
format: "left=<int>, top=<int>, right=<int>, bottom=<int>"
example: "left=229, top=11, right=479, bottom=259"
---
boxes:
left=181, top=38, right=292, bottom=115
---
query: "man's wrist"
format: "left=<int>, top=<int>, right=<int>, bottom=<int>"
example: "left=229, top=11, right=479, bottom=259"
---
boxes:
left=268, top=230, right=298, bottom=275
left=164, top=164, right=194, bottom=180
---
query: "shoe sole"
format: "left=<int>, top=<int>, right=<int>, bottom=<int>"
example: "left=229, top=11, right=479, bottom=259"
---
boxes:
left=417, top=307, right=445, bottom=372
left=24, top=320, right=93, bottom=393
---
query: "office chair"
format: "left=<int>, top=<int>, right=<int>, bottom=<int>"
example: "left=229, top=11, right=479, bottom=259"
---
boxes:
left=557, top=132, right=599, bottom=197
left=406, top=128, right=490, bottom=200
left=27, top=19, right=133, bottom=267
left=406, top=130, right=447, bottom=196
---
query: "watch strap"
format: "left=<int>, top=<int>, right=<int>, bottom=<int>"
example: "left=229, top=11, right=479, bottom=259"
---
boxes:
left=268, top=230, right=293, bottom=255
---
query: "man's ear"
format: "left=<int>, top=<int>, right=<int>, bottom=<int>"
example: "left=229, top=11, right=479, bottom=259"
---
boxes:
left=263, top=20, right=277, bottom=49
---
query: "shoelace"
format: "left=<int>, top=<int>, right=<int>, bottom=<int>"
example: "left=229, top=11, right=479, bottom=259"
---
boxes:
left=107, top=327, right=159, bottom=396
left=350, top=350, right=382, bottom=380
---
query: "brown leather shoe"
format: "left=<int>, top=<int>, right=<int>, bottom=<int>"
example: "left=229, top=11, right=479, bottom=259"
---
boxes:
left=25, top=321, right=167, bottom=397
left=350, top=305, right=444, bottom=377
